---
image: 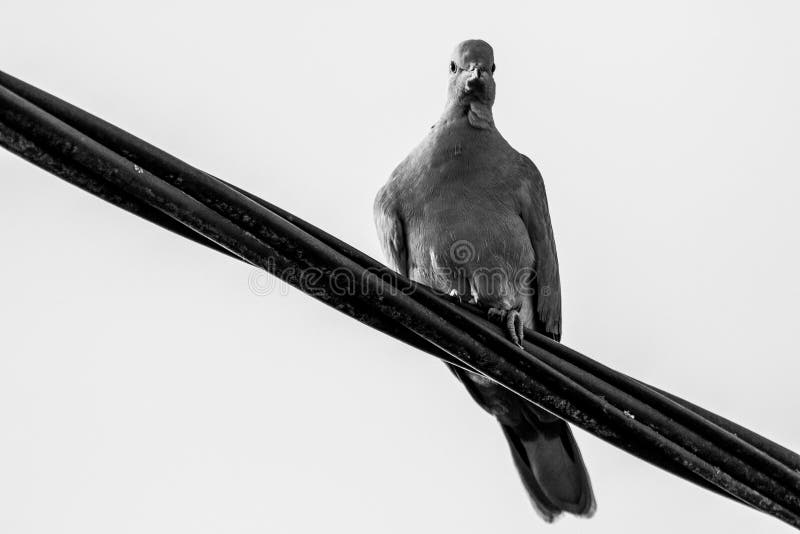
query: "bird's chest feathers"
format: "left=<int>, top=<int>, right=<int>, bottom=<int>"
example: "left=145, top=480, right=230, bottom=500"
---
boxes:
left=424, top=124, right=504, bottom=181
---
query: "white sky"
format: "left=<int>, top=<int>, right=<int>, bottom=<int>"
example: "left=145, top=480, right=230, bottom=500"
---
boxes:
left=1, top=1, right=799, bottom=533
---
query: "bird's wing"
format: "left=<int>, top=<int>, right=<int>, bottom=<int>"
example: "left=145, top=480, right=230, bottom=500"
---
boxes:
left=373, top=182, right=409, bottom=277
left=518, top=154, right=562, bottom=340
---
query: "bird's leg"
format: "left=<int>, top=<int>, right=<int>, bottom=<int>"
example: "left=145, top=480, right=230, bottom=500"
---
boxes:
left=487, top=307, right=524, bottom=347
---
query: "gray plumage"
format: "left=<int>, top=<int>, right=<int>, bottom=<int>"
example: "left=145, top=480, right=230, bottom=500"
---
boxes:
left=374, top=39, right=596, bottom=522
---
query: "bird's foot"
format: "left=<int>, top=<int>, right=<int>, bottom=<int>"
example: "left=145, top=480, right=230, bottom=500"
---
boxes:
left=487, top=307, right=524, bottom=347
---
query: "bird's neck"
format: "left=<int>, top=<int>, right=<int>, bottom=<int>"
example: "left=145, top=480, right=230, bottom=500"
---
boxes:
left=440, top=99, right=495, bottom=130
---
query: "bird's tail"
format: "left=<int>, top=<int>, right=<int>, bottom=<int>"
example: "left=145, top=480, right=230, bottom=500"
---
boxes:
left=500, top=399, right=596, bottom=522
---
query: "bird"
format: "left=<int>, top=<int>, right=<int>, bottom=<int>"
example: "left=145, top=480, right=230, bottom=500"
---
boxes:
left=374, top=39, right=596, bottom=522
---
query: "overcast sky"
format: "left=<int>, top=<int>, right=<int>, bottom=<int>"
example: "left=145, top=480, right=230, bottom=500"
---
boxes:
left=2, top=1, right=800, bottom=533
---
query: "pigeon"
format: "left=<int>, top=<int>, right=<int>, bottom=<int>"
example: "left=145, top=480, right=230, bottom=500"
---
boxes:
left=374, top=39, right=596, bottom=522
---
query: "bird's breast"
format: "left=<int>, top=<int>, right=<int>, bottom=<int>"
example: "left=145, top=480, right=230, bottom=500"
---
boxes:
left=398, top=122, right=533, bottom=307
left=405, top=196, right=534, bottom=307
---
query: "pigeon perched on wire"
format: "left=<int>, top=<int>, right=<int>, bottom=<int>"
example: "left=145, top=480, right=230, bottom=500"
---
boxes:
left=374, top=39, right=596, bottom=522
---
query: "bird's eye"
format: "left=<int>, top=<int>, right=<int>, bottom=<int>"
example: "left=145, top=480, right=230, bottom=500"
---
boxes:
left=491, top=63, right=496, bottom=73
left=449, top=61, right=457, bottom=73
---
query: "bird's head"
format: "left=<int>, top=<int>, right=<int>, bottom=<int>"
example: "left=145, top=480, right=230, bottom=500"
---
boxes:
left=446, top=39, right=496, bottom=108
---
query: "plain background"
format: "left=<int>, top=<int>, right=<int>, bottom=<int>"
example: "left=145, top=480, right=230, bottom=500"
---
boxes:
left=1, top=1, right=799, bottom=533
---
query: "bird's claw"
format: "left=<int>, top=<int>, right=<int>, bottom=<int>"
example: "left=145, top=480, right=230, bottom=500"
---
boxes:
left=487, top=308, right=524, bottom=347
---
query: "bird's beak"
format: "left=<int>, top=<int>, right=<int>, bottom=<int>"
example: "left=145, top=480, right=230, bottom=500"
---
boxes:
left=465, top=66, right=485, bottom=93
